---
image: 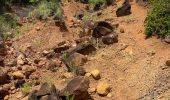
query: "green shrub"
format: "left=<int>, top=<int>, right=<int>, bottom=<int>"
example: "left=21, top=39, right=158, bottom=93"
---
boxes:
left=88, top=0, right=106, bottom=6
left=29, top=0, right=62, bottom=20
left=0, top=13, right=19, bottom=39
left=145, top=0, right=170, bottom=38
left=21, top=81, right=35, bottom=95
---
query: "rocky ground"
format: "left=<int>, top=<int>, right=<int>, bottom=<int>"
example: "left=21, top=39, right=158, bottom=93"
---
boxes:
left=0, top=0, right=170, bottom=100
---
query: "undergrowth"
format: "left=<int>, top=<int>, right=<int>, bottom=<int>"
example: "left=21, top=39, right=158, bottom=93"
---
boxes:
left=145, top=0, right=170, bottom=38
left=29, top=0, right=62, bottom=20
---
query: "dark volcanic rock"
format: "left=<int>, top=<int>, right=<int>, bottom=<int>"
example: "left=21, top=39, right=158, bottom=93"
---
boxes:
left=29, top=83, right=61, bottom=100
left=67, top=43, right=96, bottom=56
left=63, top=76, right=90, bottom=100
left=92, top=21, right=114, bottom=38
left=106, top=0, right=115, bottom=5
left=0, top=70, right=8, bottom=85
left=116, top=0, right=131, bottom=17
left=63, top=52, right=87, bottom=72
left=102, top=33, right=118, bottom=45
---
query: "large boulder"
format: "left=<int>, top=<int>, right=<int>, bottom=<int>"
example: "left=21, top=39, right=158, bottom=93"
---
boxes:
left=29, top=83, right=61, bottom=100
left=67, top=43, right=96, bottom=56
left=102, top=33, right=118, bottom=45
left=92, top=21, right=114, bottom=38
left=64, top=53, right=87, bottom=72
left=116, top=0, right=131, bottom=17
left=63, top=76, right=90, bottom=100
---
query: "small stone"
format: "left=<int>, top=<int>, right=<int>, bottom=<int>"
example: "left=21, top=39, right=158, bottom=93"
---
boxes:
left=85, top=73, right=91, bottom=77
left=97, top=81, right=111, bottom=96
left=91, top=70, right=100, bottom=80
left=63, top=72, right=74, bottom=79
left=166, top=60, right=170, bottom=66
left=16, top=92, right=23, bottom=99
left=10, top=86, right=15, bottom=90
left=4, top=95, right=9, bottom=100
left=88, top=87, right=96, bottom=93
left=17, top=54, right=26, bottom=65
left=2, top=84, right=11, bottom=91
left=12, top=71, right=25, bottom=79
left=165, top=35, right=170, bottom=43
left=119, top=27, right=125, bottom=33
left=75, top=67, right=86, bottom=76
left=22, top=65, right=36, bottom=72
left=107, top=93, right=113, bottom=97
left=147, top=50, right=155, bottom=56
left=36, top=27, right=40, bottom=31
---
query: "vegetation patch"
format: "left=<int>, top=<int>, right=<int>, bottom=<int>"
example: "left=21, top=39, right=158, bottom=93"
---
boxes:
left=29, top=0, right=62, bottom=20
left=145, top=0, right=170, bottom=38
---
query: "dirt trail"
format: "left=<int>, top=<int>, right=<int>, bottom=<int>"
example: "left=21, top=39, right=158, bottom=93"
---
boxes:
left=81, top=3, right=170, bottom=100
left=11, top=1, right=170, bottom=100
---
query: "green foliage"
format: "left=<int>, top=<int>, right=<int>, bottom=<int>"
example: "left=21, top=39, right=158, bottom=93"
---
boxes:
left=0, top=13, right=18, bottom=39
left=145, top=0, right=170, bottom=37
left=21, top=81, right=35, bottom=95
left=88, top=0, right=106, bottom=6
left=66, top=95, right=75, bottom=100
left=29, top=0, right=62, bottom=20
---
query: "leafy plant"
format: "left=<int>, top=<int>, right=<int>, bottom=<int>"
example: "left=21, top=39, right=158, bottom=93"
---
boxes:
left=88, top=0, right=106, bottom=6
left=145, top=0, right=170, bottom=38
left=21, top=81, right=35, bottom=95
left=28, top=0, right=62, bottom=20
left=0, top=13, right=19, bottom=39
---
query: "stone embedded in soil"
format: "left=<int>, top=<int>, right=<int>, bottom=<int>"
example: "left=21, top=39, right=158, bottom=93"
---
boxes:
left=53, top=44, right=70, bottom=54
left=106, top=0, right=115, bottom=5
left=88, top=87, right=96, bottom=94
left=165, top=35, right=170, bottom=43
left=46, top=60, right=61, bottom=72
left=17, top=53, right=27, bottom=65
left=12, top=71, right=25, bottom=79
left=97, top=81, right=111, bottom=96
left=0, top=70, right=8, bottom=85
left=102, top=33, right=118, bottom=45
left=15, top=79, right=25, bottom=87
left=92, top=21, right=114, bottom=38
left=166, top=60, right=170, bottom=66
left=91, top=70, right=101, bottom=80
left=85, top=73, right=91, bottom=77
left=75, top=67, right=86, bottom=76
left=0, top=58, right=4, bottom=67
left=116, top=0, right=131, bottom=17
left=64, top=53, right=87, bottom=71
left=119, top=27, right=125, bottom=33
left=29, top=83, right=61, bottom=100
left=67, top=43, right=96, bottom=56
left=63, top=76, right=90, bottom=100
left=107, top=93, right=113, bottom=97
left=63, top=72, right=74, bottom=79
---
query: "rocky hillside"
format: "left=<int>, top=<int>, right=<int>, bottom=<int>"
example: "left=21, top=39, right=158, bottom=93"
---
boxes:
left=0, top=0, right=170, bottom=100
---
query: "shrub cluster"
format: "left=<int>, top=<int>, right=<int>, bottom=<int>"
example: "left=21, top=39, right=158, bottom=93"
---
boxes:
left=145, top=0, right=170, bottom=38
left=28, top=0, right=62, bottom=20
